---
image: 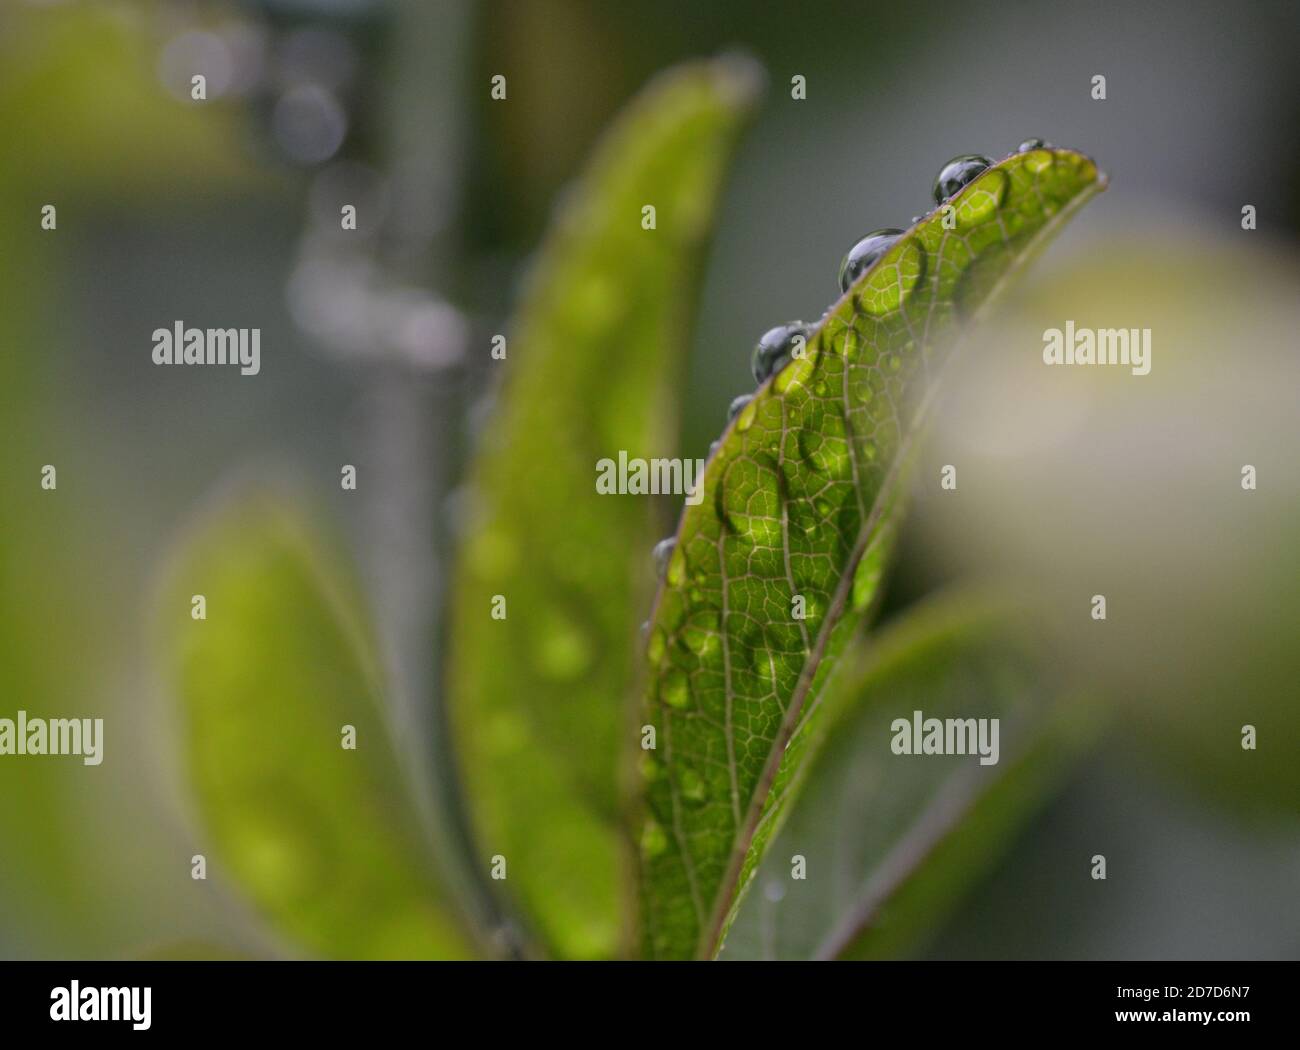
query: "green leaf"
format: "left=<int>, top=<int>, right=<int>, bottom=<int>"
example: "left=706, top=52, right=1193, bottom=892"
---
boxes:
left=163, top=492, right=478, bottom=959
left=640, top=147, right=1106, bottom=958
left=447, top=55, right=762, bottom=959
left=0, top=183, right=105, bottom=945
left=719, top=593, right=1102, bottom=960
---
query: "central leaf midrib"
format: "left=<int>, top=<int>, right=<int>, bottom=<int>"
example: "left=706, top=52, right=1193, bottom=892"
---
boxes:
left=693, top=376, right=935, bottom=958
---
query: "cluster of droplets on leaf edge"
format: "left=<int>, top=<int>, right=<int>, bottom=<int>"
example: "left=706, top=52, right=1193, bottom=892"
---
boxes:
left=648, top=138, right=1060, bottom=583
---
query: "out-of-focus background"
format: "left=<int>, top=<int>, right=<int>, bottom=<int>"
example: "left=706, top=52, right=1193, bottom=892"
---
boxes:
left=1, top=0, right=1296, bottom=959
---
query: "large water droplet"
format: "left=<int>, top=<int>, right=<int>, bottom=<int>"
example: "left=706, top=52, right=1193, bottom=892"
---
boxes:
left=751, top=321, right=812, bottom=384
left=932, top=154, right=993, bottom=204
left=652, top=537, right=676, bottom=578
left=857, top=236, right=926, bottom=316
left=838, top=229, right=903, bottom=293
left=953, top=168, right=1008, bottom=225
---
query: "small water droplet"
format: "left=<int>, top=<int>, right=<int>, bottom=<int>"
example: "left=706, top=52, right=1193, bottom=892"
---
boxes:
left=797, top=417, right=852, bottom=480
left=838, top=228, right=904, bottom=293
left=533, top=614, right=593, bottom=681
left=719, top=458, right=783, bottom=546
left=932, top=154, right=993, bottom=204
left=665, top=543, right=687, bottom=588
left=773, top=346, right=818, bottom=394
left=708, top=440, right=721, bottom=458
left=727, top=393, right=753, bottom=423
left=641, top=820, right=668, bottom=858
left=678, top=767, right=706, bottom=803
left=1022, top=148, right=1053, bottom=175
left=1016, top=137, right=1050, bottom=152
left=646, top=624, right=667, bottom=668
left=735, top=396, right=759, bottom=432
left=659, top=669, right=691, bottom=709
left=652, top=537, right=676, bottom=578
left=751, top=321, right=812, bottom=384
left=682, top=613, right=720, bottom=658
left=850, top=535, right=891, bottom=611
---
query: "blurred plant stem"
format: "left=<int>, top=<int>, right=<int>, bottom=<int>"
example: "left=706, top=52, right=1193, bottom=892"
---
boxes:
left=356, top=0, right=505, bottom=944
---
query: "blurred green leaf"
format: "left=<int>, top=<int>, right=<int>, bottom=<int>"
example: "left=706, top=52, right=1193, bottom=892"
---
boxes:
left=164, top=492, right=477, bottom=959
left=446, top=55, right=762, bottom=959
left=720, top=593, right=1102, bottom=959
left=640, top=147, right=1106, bottom=958
left=0, top=184, right=104, bottom=946
left=0, top=4, right=257, bottom=197
left=915, top=244, right=1300, bottom=822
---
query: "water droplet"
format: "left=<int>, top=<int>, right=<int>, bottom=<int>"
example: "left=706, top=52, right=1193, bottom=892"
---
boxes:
left=641, top=820, right=668, bottom=858
left=727, top=393, right=753, bottom=423
left=1021, top=148, right=1053, bottom=175
left=646, top=624, right=667, bottom=668
left=534, top=614, right=593, bottom=680
left=708, top=440, right=721, bottom=458
left=665, top=543, right=687, bottom=588
left=719, top=458, right=783, bottom=546
left=932, top=154, right=993, bottom=204
left=678, top=767, right=706, bottom=803
left=751, top=321, right=812, bottom=384
left=838, top=229, right=904, bottom=293
left=773, top=344, right=818, bottom=394
left=652, top=537, right=676, bottom=578
left=1016, top=137, right=1050, bottom=152
left=465, top=525, right=518, bottom=578
left=797, top=416, right=852, bottom=480
left=659, top=669, right=691, bottom=709
left=952, top=167, right=1008, bottom=225
left=682, top=613, right=720, bottom=658
left=763, top=879, right=788, bottom=903
left=851, top=533, right=892, bottom=611
left=735, top=396, right=759, bottom=432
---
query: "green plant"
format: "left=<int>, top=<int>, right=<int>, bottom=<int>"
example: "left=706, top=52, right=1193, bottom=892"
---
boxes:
left=161, top=55, right=1106, bottom=961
